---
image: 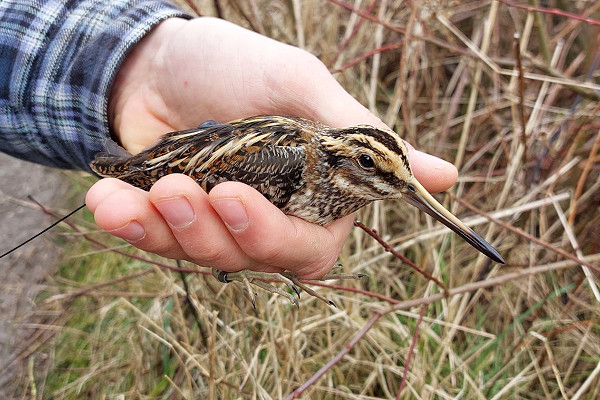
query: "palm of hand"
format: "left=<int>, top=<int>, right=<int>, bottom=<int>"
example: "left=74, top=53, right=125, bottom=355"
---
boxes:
left=88, top=17, right=457, bottom=277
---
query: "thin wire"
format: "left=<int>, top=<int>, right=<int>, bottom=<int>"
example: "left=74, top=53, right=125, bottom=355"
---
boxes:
left=0, top=203, right=86, bottom=259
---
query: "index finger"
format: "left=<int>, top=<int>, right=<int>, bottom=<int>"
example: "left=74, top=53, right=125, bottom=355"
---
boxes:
left=209, top=181, right=354, bottom=279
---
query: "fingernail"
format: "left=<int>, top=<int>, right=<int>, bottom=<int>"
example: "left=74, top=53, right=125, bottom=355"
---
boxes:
left=110, top=221, right=146, bottom=242
left=434, top=155, right=453, bottom=165
left=434, top=159, right=454, bottom=170
left=153, top=196, right=196, bottom=229
left=210, top=197, right=249, bottom=232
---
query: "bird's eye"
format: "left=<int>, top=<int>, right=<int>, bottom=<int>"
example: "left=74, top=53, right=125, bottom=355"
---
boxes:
left=357, top=154, right=375, bottom=170
left=407, top=184, right=416, bottom=193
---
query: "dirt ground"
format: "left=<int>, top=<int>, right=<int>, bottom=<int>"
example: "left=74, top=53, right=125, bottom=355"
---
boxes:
left=0, top=152, right=72, bottom=396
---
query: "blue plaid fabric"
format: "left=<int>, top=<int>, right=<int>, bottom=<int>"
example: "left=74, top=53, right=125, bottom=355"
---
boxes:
left=0, top=0, right=190, bottom=171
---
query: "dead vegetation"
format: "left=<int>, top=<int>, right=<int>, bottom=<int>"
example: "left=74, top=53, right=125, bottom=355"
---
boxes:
left=4, top=0, right=600, bottom=398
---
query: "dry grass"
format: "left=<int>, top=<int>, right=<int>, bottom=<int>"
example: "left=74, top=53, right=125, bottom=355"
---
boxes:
left=6, top=0, right=600, bottom=398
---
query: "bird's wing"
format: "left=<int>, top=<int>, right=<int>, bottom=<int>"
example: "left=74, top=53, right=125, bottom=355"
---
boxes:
left=215, top=144, right=306, bottom=207
left=187, top=119, right=308, bottom=206
left=91, top=118, right=309, bottom=204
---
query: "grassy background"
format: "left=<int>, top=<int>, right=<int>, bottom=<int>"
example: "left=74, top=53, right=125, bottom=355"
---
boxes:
left=7, top=0, right=600, bottom=398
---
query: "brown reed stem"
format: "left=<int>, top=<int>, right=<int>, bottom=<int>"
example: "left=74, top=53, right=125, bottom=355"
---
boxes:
left=397, top=303, right=428, bottom=399
left=354, top=220, right=449, bottom=295
left=450, top=195, right=600, bottom=273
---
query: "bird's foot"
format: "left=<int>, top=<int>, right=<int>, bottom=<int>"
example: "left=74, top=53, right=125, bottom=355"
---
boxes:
left=212, top=269, right=301, bottom=308
left=212, top=266, right=367, bottom=308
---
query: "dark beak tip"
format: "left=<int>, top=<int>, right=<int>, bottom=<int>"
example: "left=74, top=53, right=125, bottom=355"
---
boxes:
left=493, top=252, right=505, bottom=264
left=477, top=244, right=505, bottom=264
left=489, top=251, right=505, bottom=264
left=466, top=228, right=505, bottom=264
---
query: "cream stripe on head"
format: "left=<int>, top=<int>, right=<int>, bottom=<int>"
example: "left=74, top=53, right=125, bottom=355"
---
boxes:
left=321, top=126, right=412, bottom=177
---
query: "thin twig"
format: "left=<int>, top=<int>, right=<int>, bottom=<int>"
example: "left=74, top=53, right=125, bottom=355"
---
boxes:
left=0, top=202, right=86, bottom=258
left=513, top=33, right=528, bottom=170
left=284, top=312, right=383, bottom=399
left=327, top=0, right=470, bottom=56
left=327, top=0, right=405, bottom=35
left=44, top=269, right=153, bottom=302
left=568, top=129, right=600, bottom=225
left=354, top=220, right=449, bottom=295
left=28, top=196, right=207, bottom=274
left=285, top=254, right=599, bottom=398
left=451, top=195, right=600, bottom=274
left=302, top=280, right=399, bottom=304
left=498, top=0, right=600, bottom=27
left=389, top=255, right=600, bottom=314
left=326, top=0, right=378, bottom=68
left=331, top=40, right=403, bottom=74
left=397, top=304, right=427, bottom=399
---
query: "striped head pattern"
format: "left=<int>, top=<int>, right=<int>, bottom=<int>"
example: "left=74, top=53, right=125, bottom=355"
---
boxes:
left=318, top=125, right=414, bottom=202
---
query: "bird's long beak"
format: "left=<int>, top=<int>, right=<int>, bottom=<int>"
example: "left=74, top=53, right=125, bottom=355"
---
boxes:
left=402, top=178, right=504, bottom=263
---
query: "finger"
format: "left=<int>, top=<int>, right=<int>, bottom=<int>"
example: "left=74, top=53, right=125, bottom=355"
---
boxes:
left=85, top=177, right=147, bottom=213
left=89, top=183, right=185, bottom=259
left=148, top=174, right=258, bottom=272
left=209, top=181, right=354, bottom=279
left=406, top=147, right=458, bottom=193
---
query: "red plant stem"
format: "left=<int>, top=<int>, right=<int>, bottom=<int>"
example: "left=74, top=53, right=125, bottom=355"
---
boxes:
left=284, top=311, right=383, bottom=399
left=326, top=0, right=378, bottom=69
left=29, top=198, right=415, bottom=301
left=331, top=41, right=403, bottom=74
left=354, top=220, right=449, bottom=295
left=451, top=195, right=600, bottom=274
left=327, top=0, right=406, bottom=35
left=569, top=129, right=600, bottom=225
left=327, top=0, right=469, bottom=57
left=285, top=247, right=597, bottom=398
left=498, top=0, right=600, bottom=27
left=29, top=197, right=206, bottom=275
left=397, top=304, right=428, bottom=399
left=303, top=280, right=400, bottom=304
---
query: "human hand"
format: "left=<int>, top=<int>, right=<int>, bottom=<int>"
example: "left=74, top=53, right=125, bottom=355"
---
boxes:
left=86, top=17, right=458, bottom=277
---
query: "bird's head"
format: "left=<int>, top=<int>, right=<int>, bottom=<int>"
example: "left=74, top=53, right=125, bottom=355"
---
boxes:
left=320, top=125, right=504, bottom=263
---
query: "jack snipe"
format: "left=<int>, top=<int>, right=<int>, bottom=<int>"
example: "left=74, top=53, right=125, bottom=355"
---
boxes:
left=91, top=115, right=504, bottom=306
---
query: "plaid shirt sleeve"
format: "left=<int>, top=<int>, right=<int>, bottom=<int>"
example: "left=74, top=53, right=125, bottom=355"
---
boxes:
left=0, top=0, right=191, bottom=172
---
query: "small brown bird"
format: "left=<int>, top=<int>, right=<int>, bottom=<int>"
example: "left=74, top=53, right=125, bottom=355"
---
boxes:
left=91, top=115, right=503, bottom=306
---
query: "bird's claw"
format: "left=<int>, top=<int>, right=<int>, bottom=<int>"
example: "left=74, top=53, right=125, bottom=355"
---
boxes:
left=212, top=267, right=368, bottom=308
left=212, top=269, right=300, bottom=308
